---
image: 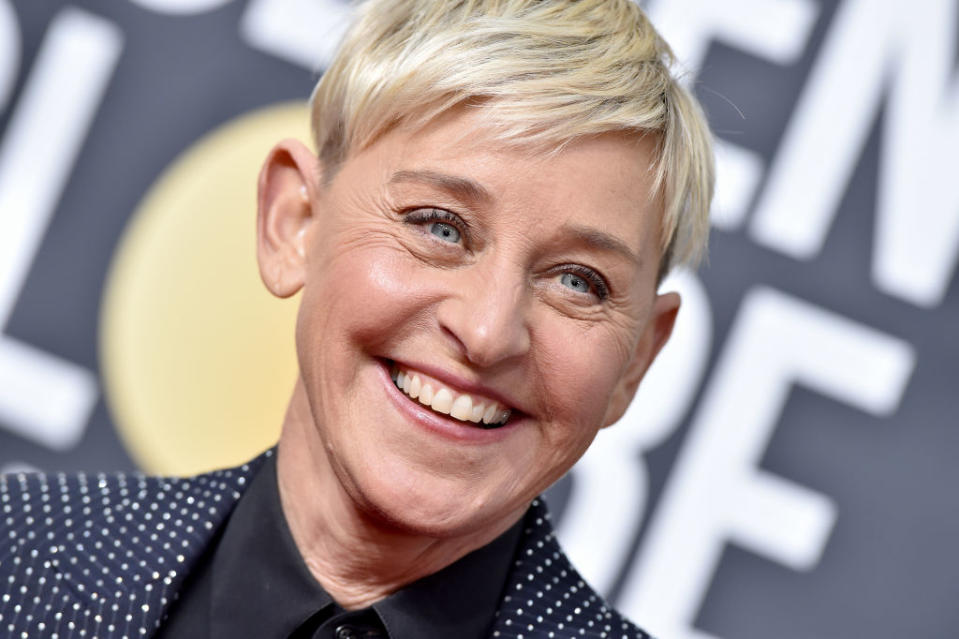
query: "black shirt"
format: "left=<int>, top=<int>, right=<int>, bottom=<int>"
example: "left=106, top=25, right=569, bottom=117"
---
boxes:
left=156, top=453, right=522, bottom=638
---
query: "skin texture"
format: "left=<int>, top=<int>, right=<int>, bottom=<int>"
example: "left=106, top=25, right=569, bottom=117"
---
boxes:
left=256, top=107, right=680, bottom=608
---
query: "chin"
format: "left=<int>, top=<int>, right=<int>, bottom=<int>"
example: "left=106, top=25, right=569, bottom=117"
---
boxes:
left=345, top=464, right=517, bottom=539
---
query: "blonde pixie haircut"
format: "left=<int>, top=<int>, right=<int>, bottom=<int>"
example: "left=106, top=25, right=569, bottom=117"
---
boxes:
left=310, top=0, right=714, bottom=275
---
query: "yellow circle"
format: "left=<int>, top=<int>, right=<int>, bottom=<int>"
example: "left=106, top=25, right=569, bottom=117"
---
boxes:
left=100, top=102, right=309, bottom=475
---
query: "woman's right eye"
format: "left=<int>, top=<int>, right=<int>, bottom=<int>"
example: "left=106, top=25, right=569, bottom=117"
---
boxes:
left=403, top=208, right=469, bottom=246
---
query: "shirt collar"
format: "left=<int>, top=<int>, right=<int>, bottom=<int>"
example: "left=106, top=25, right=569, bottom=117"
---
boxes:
left=373, top=513, right=521, bottom=639
left=211, top=452, right=332, bottom=638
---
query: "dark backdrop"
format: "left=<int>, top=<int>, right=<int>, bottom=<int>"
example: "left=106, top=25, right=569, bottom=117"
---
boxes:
left=1, top=1, right=956, bottom=637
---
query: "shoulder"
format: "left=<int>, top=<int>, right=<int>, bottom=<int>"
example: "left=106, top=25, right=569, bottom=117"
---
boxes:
left=0, top=452, right=269, bottom=638
left=490, top=498, right=654, bottom=639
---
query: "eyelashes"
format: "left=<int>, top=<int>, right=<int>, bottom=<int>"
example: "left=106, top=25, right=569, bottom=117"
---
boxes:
left=402, top=208, right=471, bottom=245
left=554, top=264, right=610, bottom=301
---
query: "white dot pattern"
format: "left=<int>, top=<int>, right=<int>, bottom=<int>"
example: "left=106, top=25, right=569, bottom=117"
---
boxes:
left=1, top=452, right=652, bottom=639
left=0, top=451, right=270, bottom=639
left=489, top=499, right=652, bottom=639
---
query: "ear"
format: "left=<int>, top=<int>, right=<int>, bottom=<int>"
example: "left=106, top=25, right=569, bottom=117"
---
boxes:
left=256, top=139, right=321, bottom=298
left=602, top=291, right=681, bottom=427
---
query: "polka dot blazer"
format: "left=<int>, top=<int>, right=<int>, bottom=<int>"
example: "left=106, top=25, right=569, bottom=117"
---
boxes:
left=0, top=450, right=651, bottom=639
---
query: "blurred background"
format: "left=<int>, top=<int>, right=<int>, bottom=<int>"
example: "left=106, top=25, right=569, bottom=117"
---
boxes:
left=0, top=0, right=956, bottom=637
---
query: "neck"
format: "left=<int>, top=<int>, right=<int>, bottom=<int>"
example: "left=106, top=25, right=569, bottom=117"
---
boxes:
left=275, top=381, right=520, bottom=609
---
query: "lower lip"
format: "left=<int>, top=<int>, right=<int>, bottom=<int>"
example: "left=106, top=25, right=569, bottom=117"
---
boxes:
left=376, top=361, right=521, bottom=444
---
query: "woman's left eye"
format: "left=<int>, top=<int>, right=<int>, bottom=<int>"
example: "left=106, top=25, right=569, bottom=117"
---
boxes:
left=559, top=272, right=590, bottom=294
left=555, top=266, right=610, bottom=301
left=429, top=221, right=461, bottom=243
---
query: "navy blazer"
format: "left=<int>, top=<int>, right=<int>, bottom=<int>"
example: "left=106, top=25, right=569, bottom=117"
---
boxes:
left=0, top=450, right=651, bottom=638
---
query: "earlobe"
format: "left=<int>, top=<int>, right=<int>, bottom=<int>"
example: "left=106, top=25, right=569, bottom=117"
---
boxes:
left=256, top=139, right=321, bottom=299
left=602, top=291, right=681, bottom=427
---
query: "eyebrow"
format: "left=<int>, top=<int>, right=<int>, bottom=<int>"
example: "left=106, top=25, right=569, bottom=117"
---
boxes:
left=561, top=224, right=642, bottom=266
left=389, top=169, right=493, bottom=206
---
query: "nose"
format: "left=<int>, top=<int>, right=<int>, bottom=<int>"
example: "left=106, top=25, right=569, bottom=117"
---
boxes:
left=435, top=261, right=531, bottom=368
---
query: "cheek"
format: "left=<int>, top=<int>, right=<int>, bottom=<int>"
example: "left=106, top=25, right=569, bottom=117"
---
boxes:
left=302, top=241, right=441, bottom=353
left=534, top=322, right=634, bottom=433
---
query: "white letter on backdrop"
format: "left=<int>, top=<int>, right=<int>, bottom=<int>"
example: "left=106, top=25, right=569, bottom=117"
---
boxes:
left=556, top=269, right=712, bottom=594
left=751, top=0, right=959, bottom=308
left=0, top=9, right=121, bottom=450
left=0, top=0, right=19, bottom=110
left=646, top=0, right=818, bottom=229
left=617, top=287, right=915, bottom=639
left=127, top=0, right=234, bottom=15
left=241, top=0, right=355, bottom=71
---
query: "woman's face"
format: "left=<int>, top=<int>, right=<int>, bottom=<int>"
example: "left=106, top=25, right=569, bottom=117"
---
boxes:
left=286, top=108, right=678, bottom=538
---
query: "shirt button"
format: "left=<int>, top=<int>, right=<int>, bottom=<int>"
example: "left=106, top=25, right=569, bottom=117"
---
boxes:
left=334, top=625, right=359, bottom=639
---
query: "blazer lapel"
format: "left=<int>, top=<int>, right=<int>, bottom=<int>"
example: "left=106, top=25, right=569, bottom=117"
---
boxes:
left=0, top=452, right=268, bottom=638
left=488, top=498, right=650, bottom=639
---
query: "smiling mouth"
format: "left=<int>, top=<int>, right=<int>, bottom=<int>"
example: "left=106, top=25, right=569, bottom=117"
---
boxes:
left=389, top=363, right=513, bottom=429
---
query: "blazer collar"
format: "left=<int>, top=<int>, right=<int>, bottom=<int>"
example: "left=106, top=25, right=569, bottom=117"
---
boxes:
left=488, top=498, right=646, bottom=638
left=4, top=451, right=642, bottom=638
left=5, top=451, right=269, bottom=637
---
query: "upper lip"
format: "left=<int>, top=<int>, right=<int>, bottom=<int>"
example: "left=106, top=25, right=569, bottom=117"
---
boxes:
left=388, top=358, right=526, bottom=415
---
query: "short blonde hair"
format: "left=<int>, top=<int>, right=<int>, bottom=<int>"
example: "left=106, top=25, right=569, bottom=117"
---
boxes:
left=310, top=0, right=714, bottom=275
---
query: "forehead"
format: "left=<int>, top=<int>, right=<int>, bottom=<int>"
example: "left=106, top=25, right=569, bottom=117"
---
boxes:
left=335, top=108, right=664, bottom=259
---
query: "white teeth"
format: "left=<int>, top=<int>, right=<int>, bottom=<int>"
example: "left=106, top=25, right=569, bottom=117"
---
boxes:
left=470, top=403, right=486, bottom=423
left=408, top=375, right=421, bottom=399
left=419, top=383, right=434, bottom=405
left=450, top=395, right=473, bottom=420
left=392, top=365, right=512, bottom=426
left=431, top=388, right=453, bottom=414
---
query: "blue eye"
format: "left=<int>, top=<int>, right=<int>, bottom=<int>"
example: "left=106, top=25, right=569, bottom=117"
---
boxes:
left=560, top=272, right=591, bottom=294
left=555, top=266, right=610, bottom=300
left=428, top=221, right=461, bottom=243
left=403, top=208, right=469, bottom=245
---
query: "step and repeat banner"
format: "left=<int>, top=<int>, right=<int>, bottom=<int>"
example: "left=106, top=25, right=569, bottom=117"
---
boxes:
left=1, top=1, right=956, bottom=638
